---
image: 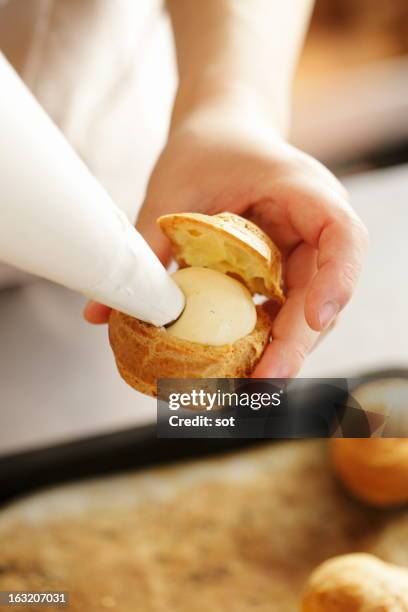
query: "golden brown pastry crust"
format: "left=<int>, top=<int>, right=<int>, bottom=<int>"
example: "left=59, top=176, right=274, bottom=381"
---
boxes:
left=158, top=212, right=284, bottom=303
left=331, top=439, right=408, bottom=507
left=109, top=305, right=272, bottom=397
left=302, top=553, right=408, bottom=611
left=109, top=211, right=284, bottom=396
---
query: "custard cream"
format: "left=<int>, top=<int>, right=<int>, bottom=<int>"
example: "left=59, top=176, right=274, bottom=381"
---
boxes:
left=166, top=267, right=256, bottom=346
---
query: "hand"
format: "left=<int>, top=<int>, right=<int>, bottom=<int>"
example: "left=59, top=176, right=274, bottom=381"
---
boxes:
left=85, top=100, right=368, bottom=377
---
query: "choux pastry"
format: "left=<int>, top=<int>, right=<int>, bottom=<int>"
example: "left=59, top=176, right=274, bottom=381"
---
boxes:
left=302, top=553, right=408, bottom=611
left=109, top=212, right=284, bottom=396
left=331, top=438, right=408, bottom=507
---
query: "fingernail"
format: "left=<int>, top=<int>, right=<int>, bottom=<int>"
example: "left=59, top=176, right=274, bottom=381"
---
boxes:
left=319, top=301, right=339, bottom=330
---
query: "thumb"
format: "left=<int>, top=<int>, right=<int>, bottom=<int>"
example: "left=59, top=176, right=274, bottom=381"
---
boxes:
left=136, top=199, right=172, bottom=267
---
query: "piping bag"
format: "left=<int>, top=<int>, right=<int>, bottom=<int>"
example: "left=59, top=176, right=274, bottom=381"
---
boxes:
left=0, top=54, right=184, bottom=326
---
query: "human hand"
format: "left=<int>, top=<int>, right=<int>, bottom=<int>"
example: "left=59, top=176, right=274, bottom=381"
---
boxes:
left=85, top=100, right=368, bottom=377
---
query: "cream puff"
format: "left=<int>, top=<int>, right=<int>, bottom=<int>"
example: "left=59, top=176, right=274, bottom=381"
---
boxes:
left=109, top=212, right=284, bottom=396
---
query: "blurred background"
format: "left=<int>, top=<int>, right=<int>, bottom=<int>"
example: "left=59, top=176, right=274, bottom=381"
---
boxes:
left=0, top=0, right=407, bottom=454
left=293, top=0, right=408, bottom=170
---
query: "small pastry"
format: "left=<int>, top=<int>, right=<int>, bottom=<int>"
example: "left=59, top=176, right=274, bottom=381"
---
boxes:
left=109, top=212, right=284, bottom=396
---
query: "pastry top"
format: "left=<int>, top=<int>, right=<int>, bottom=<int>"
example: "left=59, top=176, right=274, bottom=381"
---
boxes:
left=158, top=212, right=284, bottom=303
left=302, top=553, right=408, bottom=611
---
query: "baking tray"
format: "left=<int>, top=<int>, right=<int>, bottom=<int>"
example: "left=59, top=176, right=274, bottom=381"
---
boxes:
left=0, top=426, right=267, bottom=506
left=0, top=368, right=406, bottom=506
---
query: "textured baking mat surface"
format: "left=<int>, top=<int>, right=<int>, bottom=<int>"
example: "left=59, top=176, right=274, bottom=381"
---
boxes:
left=0, top=440, right=407, bottom=611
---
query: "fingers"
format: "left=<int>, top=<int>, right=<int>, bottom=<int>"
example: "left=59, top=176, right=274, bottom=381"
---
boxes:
left=272, top=176, right=369, bottom=333
left=304, top=209, right=369, bottom=331
left=252, top=244, right=319, bottom=378
left=83, top=301, right=111, bottom=324
left=252, top=287, right=320, bottom=378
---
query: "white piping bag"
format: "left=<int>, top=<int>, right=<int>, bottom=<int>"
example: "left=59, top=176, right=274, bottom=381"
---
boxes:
left=0, top=55, right=184, bottom=326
